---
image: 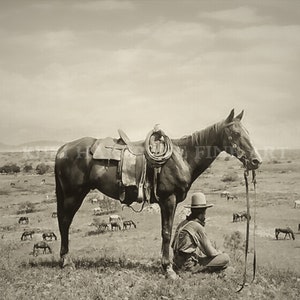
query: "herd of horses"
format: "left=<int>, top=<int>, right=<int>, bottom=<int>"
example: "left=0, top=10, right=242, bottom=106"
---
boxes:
left=91, top=214, right=137, bottom=231
left=18, top=216, right=57, bottom=256
left=19, top=212, right=136, bottom=256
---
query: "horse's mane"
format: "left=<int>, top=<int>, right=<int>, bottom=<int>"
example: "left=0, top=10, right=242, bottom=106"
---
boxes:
left=173, top=121, right=223, bottom=146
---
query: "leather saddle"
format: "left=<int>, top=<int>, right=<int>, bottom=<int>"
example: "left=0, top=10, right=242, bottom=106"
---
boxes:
left=90, top=127, right=173, bottom=203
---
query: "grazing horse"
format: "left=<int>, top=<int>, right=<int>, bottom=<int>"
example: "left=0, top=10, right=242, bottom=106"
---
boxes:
left=33, top=241, right=52, bottom=256
left=90, top=220, right=109, bottom=231
left=123, top=220, right=137, bottom=230
left=55, top=109, right=261, bottom=278
left=109, top=215, right=123, bottom=231
left=275, top=227, right=295, bottom=240
left=21, top=230, right=34, bottom=241
left=42, top=232, right=57, bottom=241
left=18, top=217, right=29, bottom=225
left=233, top=211, right=251, bottom=222
left=93, top=207, right=102, bottom=215
left=294, top=200, right=300, bottom=209
left=227, top=194, right=238, bottom=201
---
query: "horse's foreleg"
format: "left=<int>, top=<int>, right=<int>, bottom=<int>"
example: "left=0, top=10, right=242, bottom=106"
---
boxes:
left=159, top=195, right=177, bottom=280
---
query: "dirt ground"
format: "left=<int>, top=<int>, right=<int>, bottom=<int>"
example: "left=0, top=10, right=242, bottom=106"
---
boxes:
left=0, top=149, right=299, bottom=299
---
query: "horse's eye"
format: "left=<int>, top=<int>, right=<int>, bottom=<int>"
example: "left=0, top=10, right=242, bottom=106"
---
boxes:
left=232, top=131, right=240, bottom=138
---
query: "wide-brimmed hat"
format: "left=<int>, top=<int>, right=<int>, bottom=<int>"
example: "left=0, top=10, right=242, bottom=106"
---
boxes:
left=184, top=192, right=213, bottom=209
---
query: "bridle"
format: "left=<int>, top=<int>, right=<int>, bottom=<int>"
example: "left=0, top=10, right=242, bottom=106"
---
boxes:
left=236, top=168, right=257, bottom=293
left=222, top=123, right=248, bottom=164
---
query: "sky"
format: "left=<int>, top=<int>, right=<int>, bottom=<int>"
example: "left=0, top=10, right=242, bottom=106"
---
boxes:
left=0, top=0, right=300, bottom=149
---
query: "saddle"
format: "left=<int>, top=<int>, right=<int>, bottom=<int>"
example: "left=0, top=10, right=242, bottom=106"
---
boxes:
left=90, top=126, right=173, bottom=203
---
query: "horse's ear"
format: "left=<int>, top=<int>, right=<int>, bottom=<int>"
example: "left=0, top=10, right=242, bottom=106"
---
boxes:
left=235, top=110, right=244, bottom=121
left=225, top=109, right=235, bottom=123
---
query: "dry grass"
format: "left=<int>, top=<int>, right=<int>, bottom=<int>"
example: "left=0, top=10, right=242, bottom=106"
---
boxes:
left=0, top=149, right=300, bottom=299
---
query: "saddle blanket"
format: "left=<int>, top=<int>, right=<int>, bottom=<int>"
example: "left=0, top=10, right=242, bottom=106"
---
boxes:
left=122, top=149, right=138, bottom=186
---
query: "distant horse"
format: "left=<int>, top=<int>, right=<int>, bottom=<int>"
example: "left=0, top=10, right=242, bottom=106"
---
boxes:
left=55, top=109, right=261, bottom=278
left=33, top=241, right=52, bottom=256
left=42, top=232, right=57, bottom=241
left=294, top=200, right=300, bottom=209
left=18, top=217, right=29, bottom=225
left=90, top=220, right=109, bottom=231
left=93, top=207, right=102, bottom=215
left=227, top=194, right=238, bottom=201
left=91, top=198, right=99, bottom=204
left=109, top=214, right=123, bottom=231
left=21, top=230, right=34, bottom=241
left=220, top=191, right=230, bottom=198
left=275, top=227, right=295, bottom=240
left=123, top=220, right=137, bottom=230
left=233, top=211, right=250, bottom=222
left=110, top=223, right=122, bottom=231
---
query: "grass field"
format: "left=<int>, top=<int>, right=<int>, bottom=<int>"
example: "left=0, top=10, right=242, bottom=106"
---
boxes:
left=0, top=149, right=300, bottom=299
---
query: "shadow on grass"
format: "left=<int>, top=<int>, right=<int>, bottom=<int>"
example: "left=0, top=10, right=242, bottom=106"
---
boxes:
left=22, top=255, right=162, bottom=274
left=85, top=230, right=108, bottom=236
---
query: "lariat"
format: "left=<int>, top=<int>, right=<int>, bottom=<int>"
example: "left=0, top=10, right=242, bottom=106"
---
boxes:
left=236, top=169, right=257, bottom=292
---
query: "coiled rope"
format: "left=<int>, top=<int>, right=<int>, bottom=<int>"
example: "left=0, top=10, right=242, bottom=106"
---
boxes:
left=144, top=128, right=173, bottom=168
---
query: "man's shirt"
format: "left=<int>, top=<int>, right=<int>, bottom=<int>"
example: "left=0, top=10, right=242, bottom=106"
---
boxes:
left=172, top=218, right=219, bottom=258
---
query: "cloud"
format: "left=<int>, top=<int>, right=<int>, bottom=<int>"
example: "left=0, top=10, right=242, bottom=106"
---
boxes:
left=73, top=0, right=135, bottom=11
left=127, top=21, right=214, bottom=48
left=199, top=6, right=268, bottom=24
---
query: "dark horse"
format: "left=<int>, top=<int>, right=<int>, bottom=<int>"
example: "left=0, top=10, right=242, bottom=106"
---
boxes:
left=42, top=231, right=58, bottom=241
left=123, top=220, right=137, bottom=230
left=232, top=211, right=251, bottom=223
left=21, top=230, right=34, bottom=241
left=33, top=241, right=52, bottom=256
left=55, top=109, right=261, bottom=278
left=275, top=227, right=295, bottom=240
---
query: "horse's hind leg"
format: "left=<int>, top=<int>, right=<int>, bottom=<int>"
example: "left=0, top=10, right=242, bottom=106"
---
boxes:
left=56, top=179, right=88, bottom=268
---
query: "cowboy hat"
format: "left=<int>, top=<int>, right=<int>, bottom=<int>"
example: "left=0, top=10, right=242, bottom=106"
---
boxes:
left=184, top=192, right=213, bottom=209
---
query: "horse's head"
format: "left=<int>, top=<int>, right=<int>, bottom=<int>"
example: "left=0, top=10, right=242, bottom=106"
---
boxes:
left=221, top=109, right=262, bottom=170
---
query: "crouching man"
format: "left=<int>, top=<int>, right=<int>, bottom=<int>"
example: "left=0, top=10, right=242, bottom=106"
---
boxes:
left=172, top=192, right=230, bottom=273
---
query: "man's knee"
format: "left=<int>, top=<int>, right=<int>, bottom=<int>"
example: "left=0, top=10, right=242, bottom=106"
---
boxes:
left=208, top=253, right=230, bottom=268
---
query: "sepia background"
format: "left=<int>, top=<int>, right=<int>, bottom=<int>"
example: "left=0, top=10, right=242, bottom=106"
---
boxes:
left=0, top=0, right=300, bottom=149
left=1, top=1, right=300, bottom=299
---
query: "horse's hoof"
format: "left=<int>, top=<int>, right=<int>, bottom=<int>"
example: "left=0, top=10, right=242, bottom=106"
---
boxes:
left=61, top=256, right=75, bottom=270
left=165, top=266, right=179, bottom=280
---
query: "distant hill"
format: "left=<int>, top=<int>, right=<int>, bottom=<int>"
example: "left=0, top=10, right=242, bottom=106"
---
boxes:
left=0, top=141, right=64, bottom=152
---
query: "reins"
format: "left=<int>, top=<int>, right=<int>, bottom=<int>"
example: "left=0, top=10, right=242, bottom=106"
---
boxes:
left=122, top=200, right=147, bottom=213
left=236, top=168, right=257, bottom=293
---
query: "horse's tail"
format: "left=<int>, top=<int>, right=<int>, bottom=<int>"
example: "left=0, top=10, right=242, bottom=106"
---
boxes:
left=275, top=228, right=279, bottom=239
left=55, top=154, right=64, bottom=218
